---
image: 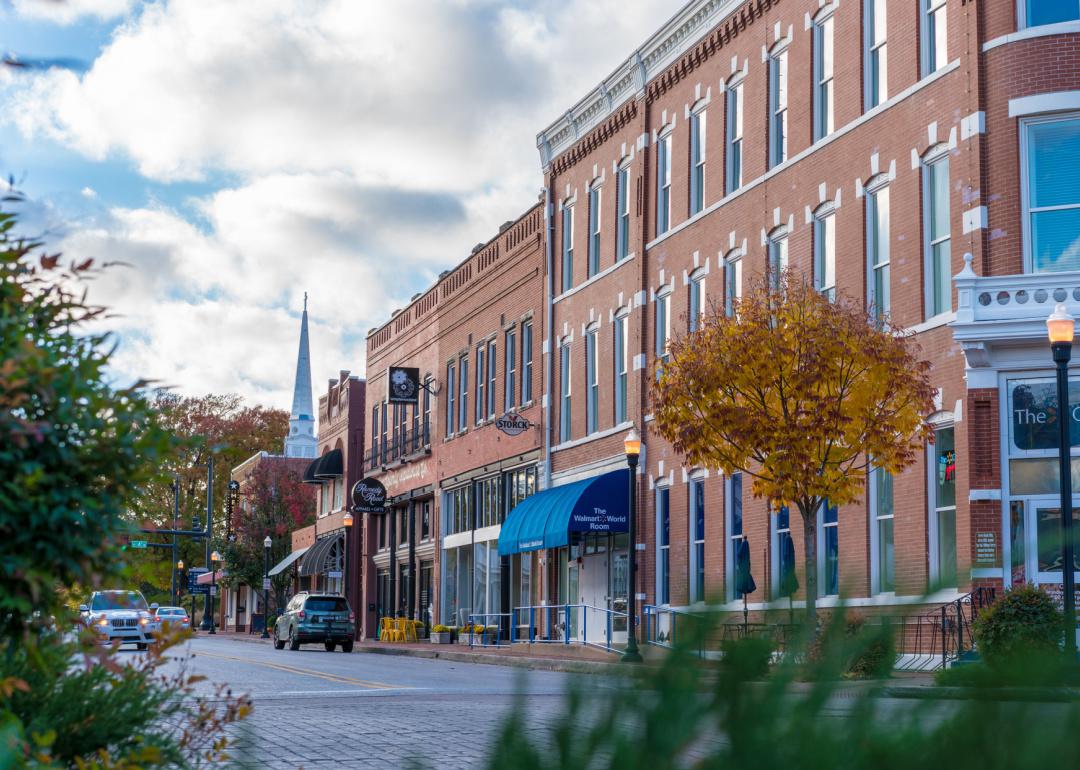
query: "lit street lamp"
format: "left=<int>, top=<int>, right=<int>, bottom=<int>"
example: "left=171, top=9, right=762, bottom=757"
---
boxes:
left=1048, top=303, right=1077, bottom=658
left=622, top=427, right=642, bottom=663
left=209, top=550, right=222, bottom=635
left=262, top=536, right=272, bottom=639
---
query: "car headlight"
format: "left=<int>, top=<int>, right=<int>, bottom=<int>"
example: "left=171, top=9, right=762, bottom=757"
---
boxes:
left=97, top=616, right=109, bottom=627
left=139, top=617, right=150, bottom=626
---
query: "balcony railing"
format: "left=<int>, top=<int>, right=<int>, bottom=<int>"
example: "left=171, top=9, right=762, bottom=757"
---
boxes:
left=955, top=253, right=1080, bottom=327
left=365, top=421, right=430, bottom=471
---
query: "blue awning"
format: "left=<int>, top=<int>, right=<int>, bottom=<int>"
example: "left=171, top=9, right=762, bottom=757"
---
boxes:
left=497, top=469, right=629, bottom=556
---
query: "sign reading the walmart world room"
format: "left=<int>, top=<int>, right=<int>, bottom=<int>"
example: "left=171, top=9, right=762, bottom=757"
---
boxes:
left=388, top=367, right=420, bottom=405
left=495, top=412, right=531, bottom=437
left=1011, top=380, right=1080, bottom=450
left=570, top=506, right=629, bottom=533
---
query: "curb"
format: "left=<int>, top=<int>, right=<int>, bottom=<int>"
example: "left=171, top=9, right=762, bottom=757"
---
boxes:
left=881, top=685, right=1080, bottom=702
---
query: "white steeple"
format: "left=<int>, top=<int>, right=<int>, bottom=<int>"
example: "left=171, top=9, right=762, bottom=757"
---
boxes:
left=284, top=292, right=317, bottom=459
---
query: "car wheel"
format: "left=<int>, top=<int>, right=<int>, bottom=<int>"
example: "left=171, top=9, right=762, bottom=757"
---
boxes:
left=288, top=627, right=300, bottom=651
left=341, top=640, right=354, bottom=653
left=324, top=641, right=336, bottom=652
left=273, top=632, right=285, bottom=650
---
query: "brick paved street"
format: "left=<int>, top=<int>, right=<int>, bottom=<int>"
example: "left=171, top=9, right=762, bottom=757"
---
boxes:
left=161, top=636, right=604, bottom=769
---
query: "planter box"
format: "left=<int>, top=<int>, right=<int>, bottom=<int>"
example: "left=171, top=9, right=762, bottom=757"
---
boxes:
left=430, top=631, right=451, bottom=644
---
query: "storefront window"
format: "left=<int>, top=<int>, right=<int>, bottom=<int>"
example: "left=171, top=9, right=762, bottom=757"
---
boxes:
left=612, top=532, right=629, bottom=630
left=691, top=479, right=705, bottom=603
left=775, top=505, right=796, bottom=597
left=1037, top=507, right=1080, bottom=573
left=875, top=468, right=895, bottom=593
left=934, top=426, right=957, bottom=588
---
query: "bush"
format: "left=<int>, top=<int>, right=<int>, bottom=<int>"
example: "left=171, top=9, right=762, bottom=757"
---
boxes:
left=803, top=613, right=894, bottom=679
left=973, top=584, right=1062, bottom=667
left=432, top=624, right=450, bottom=633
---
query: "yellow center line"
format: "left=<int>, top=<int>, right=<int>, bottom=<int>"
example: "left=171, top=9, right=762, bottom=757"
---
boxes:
left=196, top=650, right=407, bottom=690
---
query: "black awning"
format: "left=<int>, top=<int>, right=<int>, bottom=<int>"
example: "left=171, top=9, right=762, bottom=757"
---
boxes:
left=298, top=532, right=343, bottom=577
left=314, top=448, right=343, bottom=479
left=301, top=457, right=322, bottom=484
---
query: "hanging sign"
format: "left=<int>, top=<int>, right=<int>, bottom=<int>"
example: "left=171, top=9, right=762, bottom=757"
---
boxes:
left=388, top=367, right=420, bottom=405
left=351, top=478, right=388, bottom=514
left=495, top=412, right=531, bottom=437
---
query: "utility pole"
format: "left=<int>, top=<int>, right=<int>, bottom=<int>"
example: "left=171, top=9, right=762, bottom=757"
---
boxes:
left=171, top=477, right=180, bottom=604
left=201, top=455, right=214, bottom=631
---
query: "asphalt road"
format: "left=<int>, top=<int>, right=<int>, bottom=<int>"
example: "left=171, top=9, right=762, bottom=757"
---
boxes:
left=160, top=636, right=593, bottom=769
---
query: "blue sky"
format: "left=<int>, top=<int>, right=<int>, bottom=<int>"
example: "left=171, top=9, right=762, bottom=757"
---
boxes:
left=1, top=0, right=670, bottom=408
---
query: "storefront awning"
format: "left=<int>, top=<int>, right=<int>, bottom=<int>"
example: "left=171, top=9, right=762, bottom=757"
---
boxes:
left=301, top=457, right=321, bottom=484
left=267, top=546, right=309, bottom=576
left=298, top=532, right=342, bottom=577
left=314, top=448, right=343, bottom=479
left=497, top=468, right=629, bottom=556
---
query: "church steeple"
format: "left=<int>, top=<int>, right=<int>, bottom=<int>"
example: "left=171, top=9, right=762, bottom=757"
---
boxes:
left=284, top=292, right=317, bottom=459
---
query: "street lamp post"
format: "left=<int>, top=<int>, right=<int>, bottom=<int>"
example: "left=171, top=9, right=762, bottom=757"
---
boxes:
left=262, top=536, right=272, bottom=639
left=209, top=550, right=222, bottom=635
left=1048, top=304, right=1077, bottom=658
left=343, top=513, right=353, bottom=605
left=176, top=559, right=184, bottom=611
left=622, top=428, right=643, bottom=663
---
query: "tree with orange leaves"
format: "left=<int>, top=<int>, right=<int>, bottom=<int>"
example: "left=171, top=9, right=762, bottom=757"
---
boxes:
left=652, top=274, right=936, bottom=620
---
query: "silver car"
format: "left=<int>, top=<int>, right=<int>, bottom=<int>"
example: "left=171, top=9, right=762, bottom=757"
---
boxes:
left=80, top=590, right=157, bottom=650
left=151, top=605, right=192, bottom=633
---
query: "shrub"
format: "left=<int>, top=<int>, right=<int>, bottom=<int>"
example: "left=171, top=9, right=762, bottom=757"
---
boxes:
left=433, top=624, right=450, bottom=633
left=973, top=584, right=1062, bottom=667
left=803, top=613, right=894, bottom=679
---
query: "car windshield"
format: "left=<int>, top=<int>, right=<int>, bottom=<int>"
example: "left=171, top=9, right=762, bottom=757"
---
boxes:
left=157, top=608, right=183, bottom=615
left=90, top=592, right=148, bottom=611
left=305, top=598, right=349, bottom=613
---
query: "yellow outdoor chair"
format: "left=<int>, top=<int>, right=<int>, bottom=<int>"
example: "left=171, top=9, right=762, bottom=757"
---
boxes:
left=380, top=617, right=402, bottom=642
left=402, top=618, right=418, bottom=643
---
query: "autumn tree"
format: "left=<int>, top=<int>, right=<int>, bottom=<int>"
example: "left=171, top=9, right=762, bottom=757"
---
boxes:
left=653, top=274, right=936, bottom=620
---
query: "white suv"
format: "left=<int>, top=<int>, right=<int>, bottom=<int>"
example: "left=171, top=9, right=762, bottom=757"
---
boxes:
left=80, top=590, right=158, bottom=650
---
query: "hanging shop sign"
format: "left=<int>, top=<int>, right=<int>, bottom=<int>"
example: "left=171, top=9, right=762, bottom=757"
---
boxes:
left=351, top=478, right=388, bottom=514
left=495, top=412, right=531, bottom=437
left=1011, top=380, right=1080, bottom=450
left=388, top=366, right=421, bottom=405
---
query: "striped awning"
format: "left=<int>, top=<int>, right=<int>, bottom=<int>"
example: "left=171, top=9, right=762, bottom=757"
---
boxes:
left=267, top=546, right=309, bottom=577
left=298, top=533, right=343, bottom=577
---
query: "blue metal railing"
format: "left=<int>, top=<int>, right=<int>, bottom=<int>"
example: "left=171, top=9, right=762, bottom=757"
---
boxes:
left=465, top=613, right=511, bottom=648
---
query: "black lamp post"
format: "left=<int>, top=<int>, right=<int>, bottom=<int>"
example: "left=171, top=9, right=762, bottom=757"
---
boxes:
left=262, top=536, right=272, bottom=639
left=622, top=427, right=643, bottom=663
left=176, top=559, right=184, bottom=608
left=1049, top=303, right=1077, bottom=658
left=209, top=550, right=222, bottom=635
left=343, top=512, right=354, bottom=602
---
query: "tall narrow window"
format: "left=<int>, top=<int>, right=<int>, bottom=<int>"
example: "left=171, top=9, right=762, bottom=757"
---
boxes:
left=932, top=426, right=958, bottom=588
left=657, top=487, right=671, bottom=605
left=775, top=505, right=796, bottom=597
left=487, top=340, right=496, bottom=418
left=458, top=355, right=469, bottom=432
left=504, top=328, right=517, bottom=409
left=381, top=401, right=387, bottom=462
left=585, top=328, right=598, bottom=434
left=657, top=132, right=672, bottom=234
left=864, top=0, right=888, bottom=109
left=726, top=473, right=743, bottom=602
left=1025, top=116, right=1080, bottom=273
left=922, top=0, right=948, bottom=76
left=768, top=232, right=788, bottom=288
left=768, top=46, right=789, bottom=168
left=371, top=404, right=380, bottom=464
left=689, top=273, right=705, bottom=331
left=812, top=10, right=835, bottom=141
left=867, top=184, right=891, bottom=318
left=873, top=467, right=895, bottom=593
left=820, top=500, right=839, bottom=596
left=690, top=110, right=707, bottom=215
left=691, top=478, right=705, bottom=603
left=475, top=344, right=485, bottom=425
left=655, top=291, right=671, bottom=375
left=923, top=154, right=951, bottom=317
left=1026, top=0, right=1080, bottom=26
left=588, top=184, right=601, bottom=277
left=725, top=252, right=743, bottom=316
left=726, top=79, right=744, bottom=193
left=422, top=376, right=431, bottom=443
left=813, top=209, right=836, bottom=300
left=613, top=313, right=628, bottom=424
left=522, top=321, right=533, bottom=403
left=561, top=204, right=574, bottom=293
left=616, top=165, right=630, bottom=261
left=446, top=361, right=456, bottom=435
left=559, top=341, right=572, bottom=443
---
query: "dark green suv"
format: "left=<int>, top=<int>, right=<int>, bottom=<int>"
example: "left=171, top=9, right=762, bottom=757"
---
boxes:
left=273, top=592, right=355, bottom=652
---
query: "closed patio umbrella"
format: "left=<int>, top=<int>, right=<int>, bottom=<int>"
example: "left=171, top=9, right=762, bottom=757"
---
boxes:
left=735, top=538, right=756, bottom=635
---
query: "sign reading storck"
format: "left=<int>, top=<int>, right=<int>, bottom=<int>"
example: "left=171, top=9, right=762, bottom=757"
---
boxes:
left=351, top=478, right=387, bottom=513
left=495, top=412, right=531, bottom=436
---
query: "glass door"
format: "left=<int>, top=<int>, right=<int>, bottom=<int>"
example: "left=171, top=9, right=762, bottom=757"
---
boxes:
left=1033, top=501, right=1080, bottom=585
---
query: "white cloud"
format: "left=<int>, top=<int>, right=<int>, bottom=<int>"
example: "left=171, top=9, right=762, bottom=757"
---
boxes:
left=80, top=185, right=96, bottom=198
left=12, top=0, right=136, bottom=24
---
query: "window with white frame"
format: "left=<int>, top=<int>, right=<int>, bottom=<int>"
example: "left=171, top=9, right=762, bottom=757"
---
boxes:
left=921, top=0, right=948, bottom=77
left=1024, top=115, right=1080, bottom=273
left=588, top=184, right=602, bottom=277
left=726, top=77, right=744, bottom=193
left=486, top=340, right=496, bottom=418
left=371, top=403, right=379, bottom=463
left=864, top=0, right=888, bottom=109
left=380, top=401, right=387, bottom=460
left=871, top=467, right=895, bottom=593
left=657, top=486, right=671, bottom=605
left=813, top=206, right=836, bottom=300
left=690, top=477, right=706, bottom=603
left=768, top=45, right=789, bottom=168
left=725, top=472, right=743, bottom=602
left=657, top=132, right=672, bottom=234
left=689, top=270, right=706, bottom=331
left=562, top=204, right=574, bottom=293
left=521, top=321, right=533, bottom=403
left=655, top=288, right=671, bottom=375
left=616, top=164, right=631, bottom=261
left=774, top=505, right=797, bottom=597
left=505, top=327, right=517, bottom=410
left=866, top=181, right=891, bottom=319
left=922, top=151, right=951, bottom=317
left=1024, top=0, right=1080, bottom=26
left=559, top=340, right=572, bottom=442
left=930, top=425, right=958, bottom=588
left=585, top=326, right=598, bottom=434
left=458, top=354, right=469, bottom=431
left=613, top=311, right=628, bottom=424
left=475, top=343, right=485, bottom=424
left=767, top=229, right=788, bottom=288
left=725, top=251, right=743, bottom=316
left=446, top=361, right=456, bottom=435
left=812, top=8, right=835, bottom=141
left=690, top=109, right=707, bottom=215
left=423, top=375, right=432, bottom=443
left=818, top=500, right=839, bottom=597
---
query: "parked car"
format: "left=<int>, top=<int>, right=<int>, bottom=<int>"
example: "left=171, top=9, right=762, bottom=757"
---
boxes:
left=152, top=605, right=192, bottom=633
left=79, top=590, right=157, bottom=650
left=273, top=592, right=355, bottom=652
